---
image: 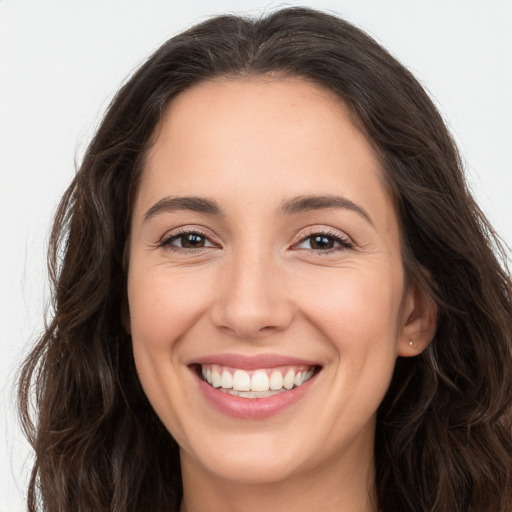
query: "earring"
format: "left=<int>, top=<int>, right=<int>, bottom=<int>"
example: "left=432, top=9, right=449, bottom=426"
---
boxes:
left=409, top=338, right=415, bottom=348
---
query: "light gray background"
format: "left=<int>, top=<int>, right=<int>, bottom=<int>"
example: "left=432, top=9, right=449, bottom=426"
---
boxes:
left=1, top=1, right=511, bottom=510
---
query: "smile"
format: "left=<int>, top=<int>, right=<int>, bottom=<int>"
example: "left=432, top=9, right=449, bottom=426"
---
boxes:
left=190, top=357, right=321, bottom=419
left=200, top=364, right=316, bottom=398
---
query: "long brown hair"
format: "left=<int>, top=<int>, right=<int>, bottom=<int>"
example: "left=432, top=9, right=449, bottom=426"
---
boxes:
left=18, top=7, right=512, bottom=511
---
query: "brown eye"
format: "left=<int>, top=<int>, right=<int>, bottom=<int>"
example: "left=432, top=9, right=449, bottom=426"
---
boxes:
left=179, top=233, right=207, bottom=248
left=160, top=231, right=216, bottom=250
left=309, top=235, right=336, bottom=250
left=295, top=232, right=353, bottom=252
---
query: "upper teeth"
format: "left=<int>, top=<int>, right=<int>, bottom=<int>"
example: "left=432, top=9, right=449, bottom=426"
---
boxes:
left=201, top=364, right=315, bottom=393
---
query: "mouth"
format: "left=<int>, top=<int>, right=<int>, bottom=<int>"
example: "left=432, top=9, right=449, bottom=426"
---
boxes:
left=195, top=363, right=320, bottom=398
left=188, top=354, right=322, bottom=418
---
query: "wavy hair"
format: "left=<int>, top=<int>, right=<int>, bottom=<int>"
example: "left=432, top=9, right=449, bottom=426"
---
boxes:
left=18, top=7, right=512, bottom=511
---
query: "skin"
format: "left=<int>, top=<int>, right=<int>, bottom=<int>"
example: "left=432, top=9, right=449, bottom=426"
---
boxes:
left=127, top=76, right=437, bottom=512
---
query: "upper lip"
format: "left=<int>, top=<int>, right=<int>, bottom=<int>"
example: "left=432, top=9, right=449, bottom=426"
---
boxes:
left=189, top=353, right=321, bottom=370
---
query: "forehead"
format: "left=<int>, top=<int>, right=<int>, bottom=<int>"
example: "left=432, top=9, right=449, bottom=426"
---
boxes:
left=135, top=76, right=396, bottom=234
left=152, top=75, right=367, bottom=150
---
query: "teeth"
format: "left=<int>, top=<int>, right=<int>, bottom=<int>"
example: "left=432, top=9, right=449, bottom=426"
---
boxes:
left=283, top=369, right=295, bottom=390
left=269, top=370, right=283, bottom=390
left=221, top=370, right=232, bottom=389
left=224, top=389, right=285, bottom=398
left=201, top=364, right=317, bottom=396
left=211, top=367, right=222, bottom=388
left=233, top=369, right=251, bottom=391
left=251, top=370, right=270, bottom=392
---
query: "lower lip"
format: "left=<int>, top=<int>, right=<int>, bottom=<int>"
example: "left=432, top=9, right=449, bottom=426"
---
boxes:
left=195, top=370, right=318, bottom=419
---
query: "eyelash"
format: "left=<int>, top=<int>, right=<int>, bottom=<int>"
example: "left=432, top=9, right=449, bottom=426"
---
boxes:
left=292, top=229, right=353, bottom=253
left=158, top=228, right=353, bottom=254
left=158, top=228, right=217, bottom=253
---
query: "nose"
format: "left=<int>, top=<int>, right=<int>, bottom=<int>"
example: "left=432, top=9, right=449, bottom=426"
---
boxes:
left=210, top=251, right=294, bottom=339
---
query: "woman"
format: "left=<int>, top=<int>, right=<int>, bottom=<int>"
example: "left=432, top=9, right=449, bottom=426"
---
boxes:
left=18, top=7, right=512, bottom=512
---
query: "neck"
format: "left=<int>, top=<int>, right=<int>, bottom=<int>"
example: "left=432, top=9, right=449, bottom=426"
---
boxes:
left=179, top=444, right=377, bottom=512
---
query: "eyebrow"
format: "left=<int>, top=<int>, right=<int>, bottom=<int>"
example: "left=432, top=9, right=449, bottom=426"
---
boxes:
left=143, top=194, right=373, bottom=226
left=281, top=195, right=374, bottom=226
left=143, top=196, right=222, bottom=222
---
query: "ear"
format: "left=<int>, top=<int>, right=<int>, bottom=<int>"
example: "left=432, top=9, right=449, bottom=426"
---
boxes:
left=397, top=281, right=438, bottom=357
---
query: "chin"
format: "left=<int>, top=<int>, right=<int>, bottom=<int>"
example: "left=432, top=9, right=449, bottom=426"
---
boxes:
left=183, top=437, right=313, bottom=485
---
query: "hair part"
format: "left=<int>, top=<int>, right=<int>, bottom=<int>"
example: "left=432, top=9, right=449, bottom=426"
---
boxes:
left=18, top=7, right=512, bottom=512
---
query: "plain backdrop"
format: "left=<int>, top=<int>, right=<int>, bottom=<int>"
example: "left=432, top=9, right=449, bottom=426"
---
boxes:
left=1, top=1, right=511, bottom=510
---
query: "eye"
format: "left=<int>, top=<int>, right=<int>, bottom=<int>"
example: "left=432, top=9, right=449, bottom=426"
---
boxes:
left=294, top=232, right=353, bottom=252
left=160, top=230, right=218, bottom=250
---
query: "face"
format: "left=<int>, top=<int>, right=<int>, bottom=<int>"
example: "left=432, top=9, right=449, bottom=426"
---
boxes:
left=127, top=77, right=424, bottom=487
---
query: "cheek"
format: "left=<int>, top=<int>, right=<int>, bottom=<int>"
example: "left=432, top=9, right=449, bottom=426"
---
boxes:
left=296, top=266, right=404, bottom=349
left=128, top=266, right=210, bottom=353
left=297, top=266, right=404, bottom=425
left=294, top=264, right=404, bottom=409
left=126, top=265, right=204, bottom=408
left=127, top=265, right=212, bottom=439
